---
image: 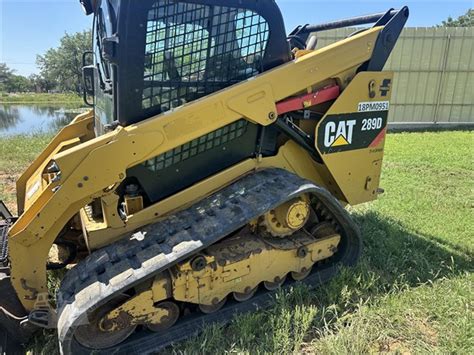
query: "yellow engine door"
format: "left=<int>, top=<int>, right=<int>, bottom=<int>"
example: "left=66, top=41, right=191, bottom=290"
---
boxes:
left=315, top=71, right=394, bottom=205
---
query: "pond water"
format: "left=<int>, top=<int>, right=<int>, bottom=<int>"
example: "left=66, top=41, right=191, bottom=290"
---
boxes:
left=0, top=104, right=88, bottom=136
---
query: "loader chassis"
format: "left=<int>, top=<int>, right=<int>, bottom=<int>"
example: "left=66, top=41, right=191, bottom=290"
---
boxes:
left=0, top=0, right=408, bottom=353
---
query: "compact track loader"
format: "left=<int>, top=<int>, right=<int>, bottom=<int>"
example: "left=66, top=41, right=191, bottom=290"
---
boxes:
left=0, top=1, right=408, bottom=353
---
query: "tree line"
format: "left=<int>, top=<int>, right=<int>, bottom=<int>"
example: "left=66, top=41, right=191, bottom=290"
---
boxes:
left=0, top=9, right=472, bottom=95
left=441, top=8, right=473, bottom=27
left=1, top=30, right=92, bottom=94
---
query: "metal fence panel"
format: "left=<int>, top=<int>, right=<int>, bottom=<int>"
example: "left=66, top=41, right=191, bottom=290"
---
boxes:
left=315, top=27, right=474, bottom=124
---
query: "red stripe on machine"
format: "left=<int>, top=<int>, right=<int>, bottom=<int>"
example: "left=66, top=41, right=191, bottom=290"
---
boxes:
left=276, top=85, right=340, bottom=115
left=369, top=128, right=387, bottom=147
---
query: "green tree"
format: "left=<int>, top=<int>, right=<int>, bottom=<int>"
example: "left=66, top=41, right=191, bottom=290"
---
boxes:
left=28, top=74, right=54, bottom=93
left=0, top=63, right=14, bottom=91
left=37, top=30, right=92, bottom=93
left=441, top=8, right=473, bottom=27
left=0, top=63, right=33, bottom=92
left=5, top=74, right=33, bottom=92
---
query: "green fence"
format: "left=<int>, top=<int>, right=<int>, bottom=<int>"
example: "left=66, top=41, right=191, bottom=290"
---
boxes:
left=316, top=27, right=473, bottom=127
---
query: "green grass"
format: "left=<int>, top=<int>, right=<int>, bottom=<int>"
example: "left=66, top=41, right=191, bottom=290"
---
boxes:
left=0, top=92, right=82, bottom=104
left=0, top=131, right=472, bottom=354
left=0, top=134, right=53, bottom=214
left=175, top=131, right=474, bottom=354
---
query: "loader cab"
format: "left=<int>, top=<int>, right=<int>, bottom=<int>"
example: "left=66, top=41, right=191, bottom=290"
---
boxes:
left=87, top=0, right=291, bottom=135
left=84, top=0, right=291, bottom=203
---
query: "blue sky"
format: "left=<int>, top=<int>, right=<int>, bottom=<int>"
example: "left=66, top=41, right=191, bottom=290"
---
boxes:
left=1, top=0, right=472, bottom=76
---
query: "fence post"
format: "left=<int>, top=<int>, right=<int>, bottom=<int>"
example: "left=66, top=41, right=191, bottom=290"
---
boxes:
left=433, top=31, right=451, bottom=124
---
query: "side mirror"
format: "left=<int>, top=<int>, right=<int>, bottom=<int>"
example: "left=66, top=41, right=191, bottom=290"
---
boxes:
left=83, top=66, right=95, bottom=95
left=82, top=65, right=95, bottom=107
left=82, top=51, right=95, bottom=107
left=102, top=36, right=119, bottom=63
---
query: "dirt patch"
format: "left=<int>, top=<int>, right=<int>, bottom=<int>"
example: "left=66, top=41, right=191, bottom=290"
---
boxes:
left=378, top=338, right=412, bottom=354
left=377, top=316, right=438, bottom=353
left=0, top=173, right=17, bottom=192
left=0, top=172, right=19, bottom=215
left=412, top=317, right=438, bottom=347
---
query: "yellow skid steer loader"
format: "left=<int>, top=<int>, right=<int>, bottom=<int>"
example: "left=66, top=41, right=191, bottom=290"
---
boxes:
left=0, top=0, right=408, bottom=353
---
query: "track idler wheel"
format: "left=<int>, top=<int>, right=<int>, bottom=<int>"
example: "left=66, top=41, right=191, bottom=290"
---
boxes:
left=199, top=297, right=227, bottom=314
left=233, top=286, right=258, bottom=302
left=74, top=295, right=137, bottom=350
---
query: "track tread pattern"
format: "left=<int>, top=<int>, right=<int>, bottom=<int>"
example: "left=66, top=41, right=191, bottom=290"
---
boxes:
left=0, top=221, right=10, bottom=264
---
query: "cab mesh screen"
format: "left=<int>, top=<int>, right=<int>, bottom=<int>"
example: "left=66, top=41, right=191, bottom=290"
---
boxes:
left=143, top=119, right=248, bottom=172
left=142, top=1, right=270, bottom=112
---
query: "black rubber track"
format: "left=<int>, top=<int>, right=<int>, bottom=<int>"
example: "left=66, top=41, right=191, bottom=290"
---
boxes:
left=57, top=168, right=361, bottom=354
left=1, top=220, right=10, bottom=263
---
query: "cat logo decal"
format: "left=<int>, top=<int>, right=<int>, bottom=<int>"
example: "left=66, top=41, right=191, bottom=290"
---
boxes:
left=317, top=112, right=389, bottom=155
left=323, top=120, right=356, bottom=148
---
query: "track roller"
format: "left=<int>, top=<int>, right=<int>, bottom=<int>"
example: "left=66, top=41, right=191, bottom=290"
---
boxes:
left=263, top=275, right=287, bottom=291
left=199, top=297, right=227, bottom=314
left=146, top=301, right=180, bottom=333
left=291, top=267, right=312, bottom=281
left=233, top=286, right=258, bottom=302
